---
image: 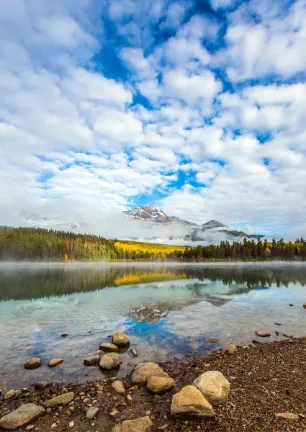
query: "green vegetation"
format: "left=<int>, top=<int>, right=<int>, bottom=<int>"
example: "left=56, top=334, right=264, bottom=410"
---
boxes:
left=0, top=226, right=306, bottom=262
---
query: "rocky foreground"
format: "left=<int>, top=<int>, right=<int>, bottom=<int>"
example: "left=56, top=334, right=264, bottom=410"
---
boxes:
left=0, top=338, right=305, bottom=432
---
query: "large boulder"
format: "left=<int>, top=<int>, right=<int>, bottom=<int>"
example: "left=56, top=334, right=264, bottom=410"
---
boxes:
left=193, top=371, right=230, bottom=405
left=100, top=343, right=118, bottom=352
left=112, top=331, right=130, bottom=346
left=171, top=385, right=215, bottom=417
left=131, top=362, right=168, bottom=384
left=24, top=358, right=42, bottom=370
left=99, top=353, right=120, bottom=370
left=0, top=404, right=45, bottom=430
left=113, top=416, right=152, bottom=432
left=44, top=392, right=74, bottom=408
left=147, top=376, right=175, bottom=394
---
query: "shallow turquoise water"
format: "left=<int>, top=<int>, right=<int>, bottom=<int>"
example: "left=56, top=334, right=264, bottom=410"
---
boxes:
left=0, top=262, right=305, bottom=388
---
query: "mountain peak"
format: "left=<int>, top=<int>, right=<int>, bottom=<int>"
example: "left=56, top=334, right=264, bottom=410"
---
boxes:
left=123, top=206, right=197, bottom=226
left=202, top=220, right=227, bottom=229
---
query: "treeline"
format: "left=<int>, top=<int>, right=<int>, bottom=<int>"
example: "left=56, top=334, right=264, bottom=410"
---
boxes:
left=0, top=226, right=306, bottom=262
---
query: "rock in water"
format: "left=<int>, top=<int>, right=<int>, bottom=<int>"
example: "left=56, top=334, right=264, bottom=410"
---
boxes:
left=86, top=407, right=99, bottom=420
left=193, top=371, right=230, bottom=405
left=206, top=338, right=220, bottom=344
left=83, top=356, right=99, bottom=366
left=24, top=358, right=42, bottom=370
left=44, top=392, right=74, bottom=408
left=34, top=382, right=49, bottom=390
left=100, top=343, right=118, bottom=352
left=48, top=359, right=63, bottom=368
left=147, top=376, right=175, bottom=394
left=227, top=345, right=237, bottom=355
left=303, top=303, right=306, bottom=309
left=111, top=381, right=125, bottom=395
left=131, top=362, right=169, bottom=384
left=99, top=353, right=120, bottom=370
left=113, top=416, right=152, bottom=432
left=112, top=331, right=130, bottom=346
left=171, top=386, right=215, bottom=417
left=255, top=331, right=271, bottom=337
left=0, top=404, right=45, bottom=430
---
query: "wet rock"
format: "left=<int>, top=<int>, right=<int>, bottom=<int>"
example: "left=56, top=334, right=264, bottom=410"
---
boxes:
left=113, top=416, right=153, bottom=432
left=206, top=337, right=220, bottom=344
left=99, top=343, right=118, bottom=352
left=171, top=385, right=215, bottom=417
left=227, top=345, right=238, bottom=355
left=44, top=392, right=74, bottom=408
left=61, top=333, right=68, bottom=337
left=24, top=358, right=42, bottom=370
left=84, top=356, right=99, bottom=366
left=275, top=323, right=282, bottom=326
left=255, top=331, right=271, bottom=337
left=34, top=381, right=49, bottom=390
left=147, top=376, right=175, bottom=394
left=3, top=390, right=15, bottom=400
left=131, top=362, right=169, bottom=384
left=111, top=381, right=125, bottom=395
left=112, top=331, right=130, bottom=347
left=275, top=412, right=299, bottom=420
left=86, top=407, right=99, bottom=420
left=48, top=359, right=64, bottom=368
left=193, top=371, right=230, bottom=405
left=130, top=348, right=138, bottom=357
left=303, top=303, right=306, bottom=309
left=0, top=404, right=45, bottom=430
left=99, top=353, right=120, bottom=370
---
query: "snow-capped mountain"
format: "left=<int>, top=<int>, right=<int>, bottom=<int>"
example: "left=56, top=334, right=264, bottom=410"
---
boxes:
left=123, top=206, right=198, bottom=227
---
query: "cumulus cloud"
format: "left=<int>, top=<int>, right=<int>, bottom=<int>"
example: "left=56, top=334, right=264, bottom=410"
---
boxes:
left=0, top=0, right=306, bottom=241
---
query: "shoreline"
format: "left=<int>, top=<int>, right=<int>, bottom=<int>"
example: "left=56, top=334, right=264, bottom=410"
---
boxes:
left=1, top=338, right=305, bottom=431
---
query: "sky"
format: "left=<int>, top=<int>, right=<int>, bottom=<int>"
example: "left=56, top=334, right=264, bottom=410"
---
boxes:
left=1, top=0, right=306, bottom=238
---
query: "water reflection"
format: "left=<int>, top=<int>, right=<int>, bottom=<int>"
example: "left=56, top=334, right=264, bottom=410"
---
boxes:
left=0, top=263, right=305, bottom=388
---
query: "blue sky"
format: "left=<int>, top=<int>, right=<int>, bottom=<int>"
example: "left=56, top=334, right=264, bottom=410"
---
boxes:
left=1, top=0, right=306, bottom=237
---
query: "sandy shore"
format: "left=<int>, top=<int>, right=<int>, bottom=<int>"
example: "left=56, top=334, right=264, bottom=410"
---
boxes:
left=0, top=338, right=305, bottom=431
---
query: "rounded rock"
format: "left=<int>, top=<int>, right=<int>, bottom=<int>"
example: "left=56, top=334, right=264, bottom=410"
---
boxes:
left=99, top=353, right=120, bottom=370
left=255, top=331, right=271, bottom=338
left=131, top=362, right=169, bottom=384
left=111, top=331, right=130, bottom=347
left=99, top=343, right=118, bottom=352
left=227, top=344, right=238, bottom=355
left=24, top=358, right=42, bottom=370
left=193, top=371, right=230, bottom=405
left=48, top=358, right=64, bottom=368
left=111, top=380, right=125, bottom=395
left=147, top=376, right=175, bottom=394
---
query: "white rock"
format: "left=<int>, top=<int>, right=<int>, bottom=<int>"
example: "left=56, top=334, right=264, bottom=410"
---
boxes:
left=193, top=371, right=230, bottom=405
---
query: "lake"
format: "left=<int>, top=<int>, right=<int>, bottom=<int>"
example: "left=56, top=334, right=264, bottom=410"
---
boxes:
left=0, top=262, right=305, bottom=389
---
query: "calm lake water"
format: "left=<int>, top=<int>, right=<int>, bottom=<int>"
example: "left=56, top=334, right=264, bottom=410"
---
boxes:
left=0, top=262, right=305, bottom=388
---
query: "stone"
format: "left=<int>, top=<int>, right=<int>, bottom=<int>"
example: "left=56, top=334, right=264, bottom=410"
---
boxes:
left=131, top=362, right=169, bottom=384
left=51, top=423, right=57, bottom=429
left=110, top=409, right=119, bottom=417
left=255, top=331, right=271, bottom=337
left=206, top=338, right=220, bottom=344
left=193, top=371, right=230, bottom=405
left=130, top=348, right=138, bottom=357
left=4, top=390, right=15, bottom=400
left=61, top=333, right=68, bottom=337
left=100, top=343, right=118, bottom=352
left=34, top=381, right=49, bottom=390
left=24, top=358, right=42, bottom=370
left=227, top=345, right=238, bottom=355
left=48, top=359, right=64, bottom=368
left=303, top=303, right=306, bottom=309
left=147, top=376, right=175, bottom=394
left=44, top=392, right=74, bottom=408
left=112, top=331, right=130, bottom=346
left=99, top=353, right=120, bottom=370
left=111, top=381, right=125, bottom=395
left=171, top=386, right=215, bottom=417
left=275, top=413, right=299, bottom=420
left=69, top=421, right=74, bottom=428
left=0, top=404, right=45, bottom=430
left=113, top=416, right=153, bottom=432
left=26, top=426, right=35, bottom=431
left=86, top=407, right=99, bottom=420
left=84, top=356, right=99, bottom=366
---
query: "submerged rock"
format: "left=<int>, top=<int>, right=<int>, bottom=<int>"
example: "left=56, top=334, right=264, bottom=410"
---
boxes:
left=113, top=416, right=152, bottom=432
left=112, top=331, right=130, bottom=347
left=193, top=371, right=230, bottom=405
left=100, top=343, right=118, bottom=352
left=131, top=362, right=169, bottom=384
left=48, top=359, right=64, bottom=368
left=0, top=404, right=45, bottom=430
left=147, top=376, right=175, bottom=394
left=24, top=358, right=42, bottom=370
left=206, top=337, right=220, bottom=344
left=171, top=385, right=215, bottom=417
left=99, top=353, right=120, bottom=370
left=44, top=392, right=74, bottom=408
left=83, top=356, right=99, bottom=366
left=255, top=331, right=271, bottom=337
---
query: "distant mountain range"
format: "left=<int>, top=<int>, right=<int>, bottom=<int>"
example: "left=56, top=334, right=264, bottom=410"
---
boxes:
left=124, top=206, right=262, bottom=242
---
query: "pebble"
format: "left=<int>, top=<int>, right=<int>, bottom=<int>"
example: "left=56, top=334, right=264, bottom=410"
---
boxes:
left=69, top=421, right=74, bottom=428
left=4, top=390, right=15, bottom=400
left=275, top=412, right=299, bottom=420
left=48, top=358, right=64, bottom=368
left=86, top=407, right=99, bottom=420
left=227, top=345, right=238, bottom=355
